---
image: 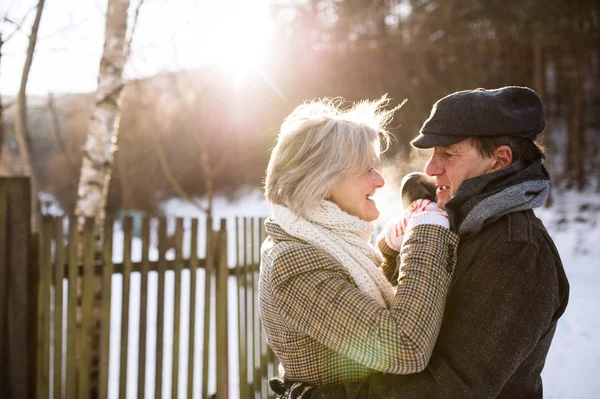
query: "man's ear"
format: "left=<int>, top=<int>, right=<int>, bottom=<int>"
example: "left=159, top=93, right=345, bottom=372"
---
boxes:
left=492, top=145, right=513, bottom=171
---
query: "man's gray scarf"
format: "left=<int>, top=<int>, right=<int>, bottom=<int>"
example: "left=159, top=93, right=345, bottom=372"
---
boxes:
left=445, top=160, right=550, bottom=237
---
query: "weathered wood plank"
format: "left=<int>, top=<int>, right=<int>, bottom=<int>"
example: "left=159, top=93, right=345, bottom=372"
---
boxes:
left=118, top=217, right=133, bottom=398
left=216, top=219, right=229, bottom=399
left=258, top=217, right=269, bottom=396
left=53, top=217, right=65, bottom=399
left=251, top=218, right=259, bottom=397
left=79, top=218, right=95, bottom=398
left=0, top=181, right=7, bottom=395
left=171, top=217, right=184, bottom=399
left=99, top=219, right=114, bottom=399
left=236, top=217, right=247, bottom=399
left=65, top=217, right=78, bottom=398
left=244, top=217, right=251, bottom=395
left=202, top=218, right=213, bottom=399
left=137, top=216, right=150, bottom=399
left=2, top=178, right=34, bottom=399
left=36, top=216, right=52, bottom=399
left=186, top=218, right=199, bottom=399
left=154, top=217, right=167, bottom=399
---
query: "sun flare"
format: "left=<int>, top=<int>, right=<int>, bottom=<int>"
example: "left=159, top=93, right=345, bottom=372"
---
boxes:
left=194, top=0, right=273, bottom=81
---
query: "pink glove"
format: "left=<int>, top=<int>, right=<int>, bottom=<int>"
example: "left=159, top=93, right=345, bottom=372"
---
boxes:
left=382, top=199, right=449, bottom=251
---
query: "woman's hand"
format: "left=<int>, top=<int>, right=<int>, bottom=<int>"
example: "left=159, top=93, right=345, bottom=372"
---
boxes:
left=382, top=199, right=449, bottom=251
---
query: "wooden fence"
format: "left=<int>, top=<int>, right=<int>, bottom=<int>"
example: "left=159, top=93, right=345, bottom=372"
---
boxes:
left=0, top=178, right=36, bottom=399
left=1, top=178, right=279, bottom=399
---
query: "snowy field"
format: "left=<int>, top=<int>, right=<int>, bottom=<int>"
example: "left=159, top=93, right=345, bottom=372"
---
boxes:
left=100, top=187, right=599, bottom=398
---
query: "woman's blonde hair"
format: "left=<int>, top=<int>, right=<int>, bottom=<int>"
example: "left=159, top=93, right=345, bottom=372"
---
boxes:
left=264, top=96, right=402, bottom=217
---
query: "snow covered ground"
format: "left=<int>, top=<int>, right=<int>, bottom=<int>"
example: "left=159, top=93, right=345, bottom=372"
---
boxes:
left=102, top=186, right=599, bottom=398
left=535, top=190, right=600, bottom=398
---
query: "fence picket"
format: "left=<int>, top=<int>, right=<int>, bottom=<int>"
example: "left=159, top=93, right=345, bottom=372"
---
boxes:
left=202, top=217, right=213, bottom=399
left=216, top=219, right=229, bottom=399
left=119, top=217, right=133, bottom=398
left=65, top=217, right=78, bottom=398
left=258, top=217, right=269, bottom=397
left=251, top=218, right=260, bottom=398
left=99, top=219, right=114, bottom=399
left=53, top=217, right=65, bottom=399
left=155, top=217, right=167, bottom=399
left=137, top=216, right=150, bottom=399
left=187, top=218, right=199, bottom=399
left=79, top=218, right=95, bottom=398
left=236, top=217, right=248, bottom=399
left=36, top=216, right=52, bottom=399
left=0, top=182, right=6, bottom=395
left=244, top=217, right=252, bottom=396
left=172, top=217, right=184, bottom=398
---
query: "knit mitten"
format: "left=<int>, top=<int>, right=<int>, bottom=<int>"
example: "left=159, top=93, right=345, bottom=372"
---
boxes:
left=404, top=199, right=449, bottom=237
left=382, top=199, right=449, bottom=251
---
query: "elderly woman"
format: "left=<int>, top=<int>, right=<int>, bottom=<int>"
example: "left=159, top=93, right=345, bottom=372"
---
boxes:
left=259, top=97, right=459, bottom=388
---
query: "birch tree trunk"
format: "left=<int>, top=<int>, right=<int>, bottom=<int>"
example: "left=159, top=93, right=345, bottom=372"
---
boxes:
left=14, top=0, right=45, bottom=232
left=75, top=0, right=130, bottom=238
left=73, top=1, right=130, bottom=397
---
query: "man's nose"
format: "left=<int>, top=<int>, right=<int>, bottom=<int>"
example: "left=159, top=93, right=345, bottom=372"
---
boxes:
left=425, top=155, right=442, bottom=176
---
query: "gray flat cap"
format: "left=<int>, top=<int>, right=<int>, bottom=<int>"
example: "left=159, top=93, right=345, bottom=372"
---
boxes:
left=411, top=86, right=545, bottom=149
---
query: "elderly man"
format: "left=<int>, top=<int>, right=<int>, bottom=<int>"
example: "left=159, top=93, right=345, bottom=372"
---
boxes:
left=275, top=87, right=570, bottom=399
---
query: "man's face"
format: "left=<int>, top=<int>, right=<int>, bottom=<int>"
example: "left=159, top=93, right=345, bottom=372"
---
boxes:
left=424, top=139, right=496, bottom=210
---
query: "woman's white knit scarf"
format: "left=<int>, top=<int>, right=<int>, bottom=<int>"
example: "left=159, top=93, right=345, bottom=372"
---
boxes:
left=271, top=201, right=395, bottom=308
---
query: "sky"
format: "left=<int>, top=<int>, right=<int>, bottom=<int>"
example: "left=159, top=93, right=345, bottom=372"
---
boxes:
left=0, top=0, right=277, bottom=96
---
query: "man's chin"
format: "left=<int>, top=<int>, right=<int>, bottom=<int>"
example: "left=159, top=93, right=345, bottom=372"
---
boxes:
left=437, top=195, right=450, bottom=210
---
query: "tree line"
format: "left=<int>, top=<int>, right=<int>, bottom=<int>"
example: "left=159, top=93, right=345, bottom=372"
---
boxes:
left=2, top=0, right=599, bottom=218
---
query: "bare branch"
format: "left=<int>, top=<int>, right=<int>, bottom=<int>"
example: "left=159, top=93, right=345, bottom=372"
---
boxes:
left=14, top=0, right=45, bottom=233
left=123, top=0, right=146, bottom=61
left=152, top=132, right=208, bottom=214
left=2, top=5, right=38, bottom=43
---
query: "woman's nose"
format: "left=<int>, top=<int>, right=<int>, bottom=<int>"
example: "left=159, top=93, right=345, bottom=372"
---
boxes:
left=373, top=170, right=385, bottom=188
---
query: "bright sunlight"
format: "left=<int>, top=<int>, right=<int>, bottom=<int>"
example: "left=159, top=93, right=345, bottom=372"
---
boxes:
left=0, top=0, right=276, bottom=95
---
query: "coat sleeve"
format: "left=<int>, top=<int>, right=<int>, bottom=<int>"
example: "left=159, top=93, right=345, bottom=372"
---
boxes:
left=377, top=235, right=400, bottom=285
left=269, top=225, right=458, bottom=375
left=306, top=239, right=563, bottom=398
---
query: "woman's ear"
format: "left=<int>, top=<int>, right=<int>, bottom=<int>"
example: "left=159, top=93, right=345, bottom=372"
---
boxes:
left=324, top=188, right=332, bottom=200
left=492, top=145, right=513, bottom=171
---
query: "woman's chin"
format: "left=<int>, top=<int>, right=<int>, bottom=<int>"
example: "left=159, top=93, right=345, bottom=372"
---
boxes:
left=365, top=208, right=379, bottom=222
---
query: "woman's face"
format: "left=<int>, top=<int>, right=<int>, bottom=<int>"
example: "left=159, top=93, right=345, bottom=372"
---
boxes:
left=328, top=168, right=385, bottom=222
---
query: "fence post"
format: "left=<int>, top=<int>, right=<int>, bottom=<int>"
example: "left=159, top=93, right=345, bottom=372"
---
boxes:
left=216, top=218, right=229, bottom=399
left=0, top=177, right=35, bottom=399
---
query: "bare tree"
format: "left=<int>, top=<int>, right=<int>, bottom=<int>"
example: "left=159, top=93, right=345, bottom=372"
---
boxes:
left=72, top=1, right=145, bottom=396
left=13, top=0, right=45, bottom=232
left=74, top=0, right=140, bottom=239
left=1, top=4, right=38, bottom=168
